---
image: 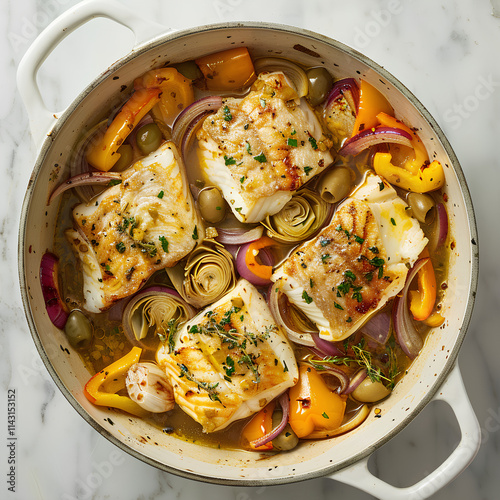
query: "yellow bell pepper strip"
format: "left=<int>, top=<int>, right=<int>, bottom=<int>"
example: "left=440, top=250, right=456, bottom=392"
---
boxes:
left=244, top=236, right=275, bottom=282
left=134, top=68, right=194, bottom=126
left=83, top=346, right=149, bottom=417
left=409, top=249, right=437, bottom=321
left=423, top=311, right=445, bottom=327
left=241, top=401, right=275, bottom=450
left=351, top=80, right=394, bottom=137
left=373, top=112, right=445, bottom=193
left=86, top=88, right=161, bottom=172
left=195, top=47, right=256, bottom=91
left=288, top=365, right=346, bottom=438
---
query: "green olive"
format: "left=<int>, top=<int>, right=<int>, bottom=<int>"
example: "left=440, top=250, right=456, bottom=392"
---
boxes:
left=307, top=67, right=334, bottom=107
left=113, top=144, right=134, bottom=172
left=136, top=123, right=162, bottom=155
left=407, top=192, right=436, bottom=224
left=64, top=310, right=94, bottom=351
left=198, top=187, right=226, bottom=223
left=271, top=409, right=299, bottom=451
left=352, top=377, right=391, bottom=403
left=318, top=167, right=353, bottom=203
left=173, top=61, right=203, bottom=81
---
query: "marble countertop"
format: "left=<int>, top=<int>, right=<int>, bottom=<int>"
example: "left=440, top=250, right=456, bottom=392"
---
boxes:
left=2, top=0, right=499, bottom=498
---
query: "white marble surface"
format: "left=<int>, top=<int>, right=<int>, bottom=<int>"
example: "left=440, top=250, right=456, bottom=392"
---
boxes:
left=1, top=0, right=499, bottom=498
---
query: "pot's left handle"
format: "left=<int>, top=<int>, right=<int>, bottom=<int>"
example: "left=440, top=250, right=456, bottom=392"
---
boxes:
left=17, top=0, right=170, bottom=149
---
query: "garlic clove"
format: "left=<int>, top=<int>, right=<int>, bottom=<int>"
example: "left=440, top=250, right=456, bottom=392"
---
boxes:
left=126, top=362, right=175, bottom=413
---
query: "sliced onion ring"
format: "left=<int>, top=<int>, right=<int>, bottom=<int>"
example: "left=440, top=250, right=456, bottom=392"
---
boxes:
left=215, top=226, right=263, bottom=245
left=325, top=78, right=360, bottom=111
left=48, top=171, right=122, bottom=205
left=311, top=333, right=344, bottom=357
left=360, top=312, right=391, bottom=345
left=313, top=364, right=350, bottom=394
left=40, top=252, right=68, bottom=329
left=268, top=285, right=316, bottom=346
left=436, top=203, right=449, bottom=247
left=122, top=286, right=196, bottom=352
left=393, top=258, right=429, bottom=359
left=254, top=58, right=309, bottom=98
left=339, top=126, right=413, bottom=157
left=250, top=392, right=290, bottom=449
left=307, top=404, right=370, bottom=439
left=172, top=96, right=223, bottom=157
left=344, top=369, right=368, bottom=395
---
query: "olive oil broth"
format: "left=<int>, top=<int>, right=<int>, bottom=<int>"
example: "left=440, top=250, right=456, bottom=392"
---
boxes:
left=52, top=55, right=449, bottom=451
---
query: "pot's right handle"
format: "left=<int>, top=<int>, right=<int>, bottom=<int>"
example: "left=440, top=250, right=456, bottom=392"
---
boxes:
left=17, top=0, right=170, bottom=149
left=329, top=363, right=480, bottom=500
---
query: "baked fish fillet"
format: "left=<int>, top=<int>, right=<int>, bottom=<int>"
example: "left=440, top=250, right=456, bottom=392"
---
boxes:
left=68, top=142, right=202, bottom=312
left=157, top=279, right=298, bottom=433
left=196, top=71, right=333, bottom=223
left=272, top=174, right=427, bottom=342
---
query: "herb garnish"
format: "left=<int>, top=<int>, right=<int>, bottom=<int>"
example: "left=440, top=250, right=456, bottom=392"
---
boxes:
left=253, top=152, right=267, bottom=163
left=302, top=290, right=313, bottom=304
left=178, top=363, right=223, bottom=404
left=224, top=155, right=236, bottom=166
left=108, top=179, right=122, bottom=186
left=287, top=138, right=298, bottom=147
left=308, top=137, right=318, bottom=150
left=245, top=141, right=252, bottom=154
left=192, top=225, right=198, bottom=240
left=159, top=236, right=169, bottom=253
left=158, top=190, right=164, bottom=199
left=115, top=242, right=126, bottom=253
left=223, top=105, right=232, bottom=122
left=304, top=166, right=313, bottom=176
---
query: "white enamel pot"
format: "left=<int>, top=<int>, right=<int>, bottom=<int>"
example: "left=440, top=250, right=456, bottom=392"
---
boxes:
left=17, top=1, right=480, bottom=498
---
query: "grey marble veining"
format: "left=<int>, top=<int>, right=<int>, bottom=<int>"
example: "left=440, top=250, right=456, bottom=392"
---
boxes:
left=1, top=0, right=499, bottom=499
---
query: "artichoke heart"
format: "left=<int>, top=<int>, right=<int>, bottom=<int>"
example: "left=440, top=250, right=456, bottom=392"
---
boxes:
left=166, top=239, right=236, bottom=309
left=262, top=189, right=332, bottom=244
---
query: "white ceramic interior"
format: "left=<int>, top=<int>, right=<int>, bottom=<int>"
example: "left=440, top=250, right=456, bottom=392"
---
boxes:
left=19, top=23, right=478, bottom=486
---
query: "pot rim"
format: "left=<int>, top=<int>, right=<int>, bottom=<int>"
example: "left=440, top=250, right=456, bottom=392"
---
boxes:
left=18, top=20, right=479, bottom=486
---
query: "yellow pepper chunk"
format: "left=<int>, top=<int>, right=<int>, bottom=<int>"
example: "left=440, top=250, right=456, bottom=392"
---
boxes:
left=86, top=88, right=161, bottom=172
left=409, top=250, right=437, bottom=321
left=289, top=365, right=346, bottom=438
left=241, top=401, right=275, bottom=450
left=83, top=347, right=149, bottom=417
left=373, top=112, right=445, bottom=193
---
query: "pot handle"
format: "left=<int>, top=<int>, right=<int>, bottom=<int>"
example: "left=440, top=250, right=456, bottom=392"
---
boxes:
left=329, top=363, right=480, bottom=500
left=17, top=0, right=169, bottom=149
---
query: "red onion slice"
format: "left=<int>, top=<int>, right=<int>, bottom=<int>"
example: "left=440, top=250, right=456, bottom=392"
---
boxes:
left=235, top=240, right=274, bottom=286
left=215, top=226, right=263, bottom=245
left=312, top=333, right=345, bottom=357
left=325, top=78, right=360, bottom=110
left=436, top=203, right=449, bottom=247
left=393, top=258, right=429, bottom=359
left=344, top=369, right=368, bottom=395
left=172, top=96, right=223, bottom=157
left=360, top=312, right=391, bottom=345
left=48, top=171, right=122, bottom=205
left=40, top=253, right=68, bottom=329
left=250, top=392, right=290, bottom=449
left=339, top=126, right=413, bottom=157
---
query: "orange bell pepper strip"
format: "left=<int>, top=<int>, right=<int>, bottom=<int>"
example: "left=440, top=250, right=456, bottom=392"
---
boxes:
left=86, top=88, right=161, bottom=172
left=409, top=249, right=437, bottom=321
left=241, top=401, right=276, bottom=450
left=244, top=236, right=275, bottom=282
left=373, top=112, right=445, bottom=193
left=134, top=67, right=194, bottom=126
left=351, top=80, right=394, bottom=137
left=195, top=47, right=256, bottom=91
left=83, top=346, right=149, bottom=417
left=288, top=365, right=346, bottom=438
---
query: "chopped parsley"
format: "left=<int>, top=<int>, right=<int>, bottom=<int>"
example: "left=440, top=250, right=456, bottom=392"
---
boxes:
left=369, top=246, right=379, bottom=254
left=321, top=254, right=331, bottom=263
left=224, top=155, right=236, bottom=166
left=159, top=235, right=169, bottom=253
left=391, top=217, right=396, bottom=226
left=224, top=356, right=235, bottom=378
left=240, top=176, right=245, bottom=183
left=223, top=105, right=232, bottom=122
left=235, top=207, right=242, bottom=212
left=355, top=235, right=365, bottom=244
left=310, top=278, right=314, bottom=288
left=302, top=290, right=313, bottom=304
left=287, top=138, right=298, bottom=147
left=244, top=123, right=249, bottom=130
left=245, top=141, right=252, bottom=154
left=379, top=182, right=385, bottom=191
left=304, top=166, right=313, bottom=176
left=136, top=241, right=157, bottom=258
left=291, top=129, right=297, bottom=135
left=344, top=270, right=356, bottom=281
left=320, top=238, right=331, bottom=247
left=253, top=152, right=267, bottom=163
left=108, top=179, right=122, bottom=186
left=322, top=412, right=329, bottom=419
left=308, top=137, right=318, bottom=150
left=158, top=190, right=164, bottom=199
left=334, top=302, right=344, bottom=310
left=192, top=226, right=199, bottom=240
left=115, top=242, right=126, bottom=253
